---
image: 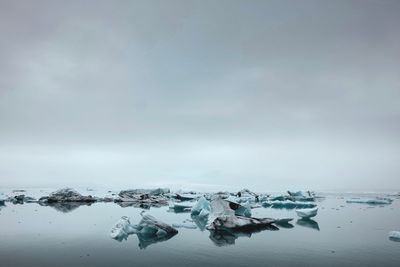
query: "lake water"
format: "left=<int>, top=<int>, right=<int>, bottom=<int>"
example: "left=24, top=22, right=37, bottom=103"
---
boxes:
left=0, top=192, right=399, bottom=267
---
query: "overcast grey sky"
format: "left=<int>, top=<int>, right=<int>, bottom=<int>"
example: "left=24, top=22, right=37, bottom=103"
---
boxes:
left=0, top=0, right=399, bottom=191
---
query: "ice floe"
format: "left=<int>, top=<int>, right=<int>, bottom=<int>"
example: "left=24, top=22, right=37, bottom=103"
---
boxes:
left=346, top=197, right=392, bottom=205
left=295, top=207, right=318, bottom=218
left=262, top=200, right=317, bottom=209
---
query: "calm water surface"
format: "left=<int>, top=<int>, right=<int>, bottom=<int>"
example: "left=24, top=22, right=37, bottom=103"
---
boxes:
left=0, top=193, right=399, bottom=267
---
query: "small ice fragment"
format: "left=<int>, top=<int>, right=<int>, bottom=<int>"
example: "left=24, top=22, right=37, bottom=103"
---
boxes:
left=389, top=231, right=400, bottom=242
left=172, top=223, right=197, bottom=229
left=295, top=207, right=318, bottom=218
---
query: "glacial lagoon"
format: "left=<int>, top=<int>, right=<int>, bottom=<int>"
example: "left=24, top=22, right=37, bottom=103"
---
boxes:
left=0, top=190, right=399, bottom=267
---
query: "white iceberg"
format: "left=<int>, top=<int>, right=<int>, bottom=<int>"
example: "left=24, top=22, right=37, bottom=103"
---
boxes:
left=110, top=216, right=137, bottom=241
left=191, top=196, right=211, bottom=218
left=295, top=207, right=318, bottom=218
left=110, top=213, right=178, bottom=248
left=389, top=231, right=400, bottom=242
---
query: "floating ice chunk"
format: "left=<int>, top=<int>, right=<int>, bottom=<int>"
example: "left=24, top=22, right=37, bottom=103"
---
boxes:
left=136, top=213, right=178, bottom=237
left=170, top=202, right=193, bottom=212
left=295, top=207, right=318, bottom=218
left=207, top=215, right=276, bottom=230
left=135, top=213, right=178, bottom=249
left=191, top=196, right=211, bottom=217
left=40, top=188, right=96, bottom=203
left=346, top=198, right=392, bottom=205
left=111, top=213, right=178, bottom=248
left=172, top=222, right=197, bottom=229
left=119, top=188, right=170, bottom=197
left=174, top=193, right=198, bottom=201
left=389, top=231, right=400, bottom=242
left=208, top=197, right=235, bottom=224
left=231, top=200, right=252, bottom=217
left=116, top=189, right=169, bottom=208
left=262, top=200, right=317, bottom=209
left=287, top=191, right=315, bottom=202
left=110, top=216, right=137, bottom=241
left=0, top=193, right=6, bottom=205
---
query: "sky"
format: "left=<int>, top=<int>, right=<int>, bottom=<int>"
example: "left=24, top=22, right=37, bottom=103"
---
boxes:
left=0, top=0, right=399, bottom=192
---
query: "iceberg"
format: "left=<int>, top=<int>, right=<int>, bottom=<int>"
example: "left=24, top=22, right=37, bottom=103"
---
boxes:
left=287, top=190, right=315, bottom=201
left=235, top=189, right=260, bottom=203
left=295, top=207, right=318, bottom=218
left=174, top=193, right=198, bottom=201
left=207, top=198, right=292, bottom=231
left=389, top=231, right=400, bottom=242
left=135, top=213, right=178, bottom=249
left=39, top=188, right=96, bottom=203
left=110, top=216, right=137, bottom=241
left=116, top=189, right=169, bottom=208
left=226, top=198, right=252, bottom=217
left=10, top=194, right=37, bottom=204
left=207, top=215, right=286, bottom=231
left=1, top=193, right=7, bottom=205
left=346, top=197, right=392, bottom=205
left=191, top=196, right=211, bottom=218
left=110, top=213, right=178, bottom=248
left=119, top=188, right=170, bottom=197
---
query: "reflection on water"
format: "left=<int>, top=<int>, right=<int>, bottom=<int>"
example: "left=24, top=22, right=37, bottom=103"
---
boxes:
left=296, top=218, right=320, bottom=231
left=39, top=202, right=94, bottom=213
left=117, top=202, right=153, bottom=209
left=137, top=232, right=178, bottom=249
left=191, top=214, right=208, bottom=231
left=209, top=224, right=279, bottom=247
left=274, top=220, right=295, bottom=229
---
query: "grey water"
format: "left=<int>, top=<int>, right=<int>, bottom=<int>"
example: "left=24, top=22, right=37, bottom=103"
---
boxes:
left=0, top=193, right=399, bottom=267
